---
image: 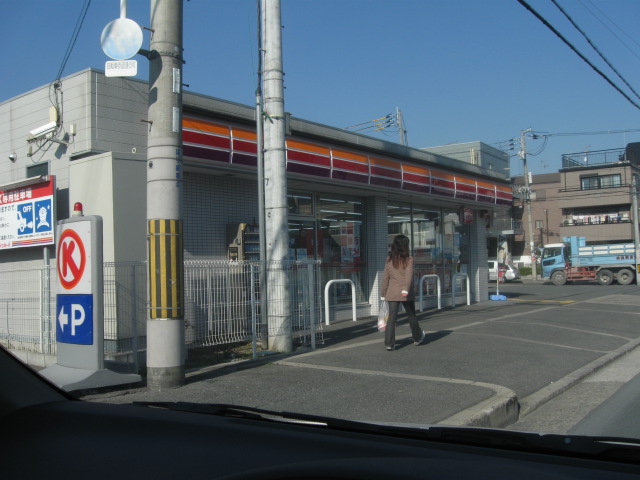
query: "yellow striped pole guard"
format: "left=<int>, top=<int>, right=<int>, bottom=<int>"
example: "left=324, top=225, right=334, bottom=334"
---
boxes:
left=148, top=219, right=184, bottom=319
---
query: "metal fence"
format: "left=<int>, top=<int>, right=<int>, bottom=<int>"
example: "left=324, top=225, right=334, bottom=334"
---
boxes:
left=183, top=259, right=324, bottom=349
left=0, top=260, right=324, bottom=367
left=0, top=265, right=55, bottom=356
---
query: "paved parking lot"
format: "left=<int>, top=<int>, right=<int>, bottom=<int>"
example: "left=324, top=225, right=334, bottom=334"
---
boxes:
left=84, top=281, right=640, bottom=428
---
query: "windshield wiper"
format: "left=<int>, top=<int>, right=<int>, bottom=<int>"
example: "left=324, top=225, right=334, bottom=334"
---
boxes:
left=133, top=402, right=640, bottom=464
left=133, top=402, right=367, bottom=428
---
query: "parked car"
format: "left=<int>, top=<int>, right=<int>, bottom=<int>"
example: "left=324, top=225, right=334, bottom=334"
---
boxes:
left=504, top=263, right=522, bottom=281
left=489, top=260, right=521, bottom=282
left=488, top=260, right=508, bottom=281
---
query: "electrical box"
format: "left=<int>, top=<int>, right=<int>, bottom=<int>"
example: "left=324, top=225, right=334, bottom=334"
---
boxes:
left=227, top=223, right=260, bottom=261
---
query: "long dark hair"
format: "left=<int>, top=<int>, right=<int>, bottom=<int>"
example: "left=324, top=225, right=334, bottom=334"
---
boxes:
left=388, top=234, right=410, bottom=269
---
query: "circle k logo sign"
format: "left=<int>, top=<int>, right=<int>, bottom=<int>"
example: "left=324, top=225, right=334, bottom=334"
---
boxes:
left=57, top=228, right=87, bottom=290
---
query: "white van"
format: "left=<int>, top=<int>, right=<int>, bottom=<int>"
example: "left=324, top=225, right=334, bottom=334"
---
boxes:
left=488, top=260, right=507, bottom=281
left=488, top=260, right=520, bottom=282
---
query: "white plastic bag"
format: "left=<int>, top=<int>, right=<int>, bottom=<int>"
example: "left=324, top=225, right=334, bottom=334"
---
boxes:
left=377, top=300, right=389, bottom=332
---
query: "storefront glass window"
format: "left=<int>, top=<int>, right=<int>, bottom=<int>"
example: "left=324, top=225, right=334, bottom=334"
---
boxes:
left=441, top=210, right=462, bottom=291
left=388, top=203, right=470, bottom=295
left=287, top=193, right=367, bottom=305
left=411, top=207, right=440, bottom=266
left=288, top=219, right=316, bottom=260
left=410, top=207, right=444, bottom=293
left=288, top=193, right=313, bottom=216
left=387, top=203, right=413, bottom=249
left=317, top=196, right=366, bottom=304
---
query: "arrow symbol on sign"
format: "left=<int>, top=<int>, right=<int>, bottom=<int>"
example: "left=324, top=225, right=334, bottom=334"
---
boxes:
left=58, top=308, right=69, bottom=333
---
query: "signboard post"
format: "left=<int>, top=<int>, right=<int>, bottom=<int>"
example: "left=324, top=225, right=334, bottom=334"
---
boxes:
left=100, top=12, right=143, bottom=78
left=41, top=205, right=140, bottom=391
left=55, top=215, right=103, bottom=370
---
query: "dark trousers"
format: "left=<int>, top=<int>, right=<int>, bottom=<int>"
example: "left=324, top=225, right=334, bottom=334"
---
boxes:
left=385, top=300, right=422, bottom=347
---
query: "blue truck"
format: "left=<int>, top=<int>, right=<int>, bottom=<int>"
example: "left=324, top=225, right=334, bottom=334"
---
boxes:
left=541, top=236, right=638, bottom=286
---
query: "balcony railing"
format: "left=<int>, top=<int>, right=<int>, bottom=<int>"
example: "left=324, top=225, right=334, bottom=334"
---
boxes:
left=562, top=148, right=626, bottom=169
left=562, top=216, right=629, bottom=227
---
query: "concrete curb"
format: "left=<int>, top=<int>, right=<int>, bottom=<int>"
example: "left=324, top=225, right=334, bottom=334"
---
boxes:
left=518, top=336, right=640, bottom=418
left=439, top=385, right=519, bottom=428
left=438, top=338, right=640, bottom=429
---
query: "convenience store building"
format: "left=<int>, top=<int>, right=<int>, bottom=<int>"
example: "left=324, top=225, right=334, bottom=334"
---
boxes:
left=1, top=69, right=511, bottom=320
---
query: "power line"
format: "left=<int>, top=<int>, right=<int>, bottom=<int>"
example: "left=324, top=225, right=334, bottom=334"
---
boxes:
left=538, top=128, right=640, bottom=137
left=345, top=113, right=401, bottom=134
left=515, top=0, right=640, bottom=111
left=493, top=128, right=640, bottom=155
left=550, top=0, right=640, bottom=103
left=581, top=0, right=640, bottom=62
left=55, top=0, right=92, bottom=83
left=345, top=115, right=392, bottom=130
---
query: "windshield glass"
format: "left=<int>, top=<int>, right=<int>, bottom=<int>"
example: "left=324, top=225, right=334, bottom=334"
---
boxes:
left=542, top=247, right=561, bottom=260
left=3, top=0, right=640, bottom=463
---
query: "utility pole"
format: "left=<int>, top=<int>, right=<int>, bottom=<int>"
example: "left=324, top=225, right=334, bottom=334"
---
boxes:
left=519, top=128, right=537, bottom=279
left=262, top=0, right=291, bottom=352
left=146, top=0, right=185, bottom=388
left=396, top=107, right=407, bottom=146
left=256, top=3, right=268, bottom=347
left=633, top=175, right=639, bottom=286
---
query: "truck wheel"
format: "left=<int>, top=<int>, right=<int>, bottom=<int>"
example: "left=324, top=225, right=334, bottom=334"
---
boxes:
left=551, top=271, right=566, bottom=286
left=597, top=269, right=614, bottom=286
left=616, top=268, right=634, bottom=285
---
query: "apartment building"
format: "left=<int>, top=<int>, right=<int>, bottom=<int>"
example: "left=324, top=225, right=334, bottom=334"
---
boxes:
left=558, top=145, right=640, bottom=244
left=510, top=144, right=640, bottom=265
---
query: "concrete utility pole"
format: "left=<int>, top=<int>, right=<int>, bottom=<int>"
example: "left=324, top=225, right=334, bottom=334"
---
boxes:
left=256, top=4, right=268, bottom=347
left=396, top=107, right=407, bottom=146
left=146, top=0, right=185, bottom=388
left=261, top=0, right=291, bottom=352
left=633, top=175, right=639, bottom=286
left=519, top=128, right=537, bottom=279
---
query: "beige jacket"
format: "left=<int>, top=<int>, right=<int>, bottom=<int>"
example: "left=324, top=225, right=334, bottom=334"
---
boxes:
left=381, top=256, right=415, bottom=301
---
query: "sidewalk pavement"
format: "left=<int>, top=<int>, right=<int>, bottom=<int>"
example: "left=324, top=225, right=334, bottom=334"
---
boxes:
left=82, top=291, right=640, bottom=429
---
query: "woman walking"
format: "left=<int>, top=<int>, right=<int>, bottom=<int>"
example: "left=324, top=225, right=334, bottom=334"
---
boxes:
left=380, top=234, right=426, bottom=351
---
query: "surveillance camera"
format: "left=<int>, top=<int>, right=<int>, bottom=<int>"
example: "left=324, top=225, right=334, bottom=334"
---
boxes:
left=9, top=153, right=17, bottom=162
left=28, top=121, right=58, bottom=142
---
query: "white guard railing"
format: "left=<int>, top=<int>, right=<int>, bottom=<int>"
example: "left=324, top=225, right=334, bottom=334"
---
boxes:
left=418, top=274, right=441, bottom=312
left=323, top=279, right=357, bottom=325
left=451, top=273, right=470, bottom=308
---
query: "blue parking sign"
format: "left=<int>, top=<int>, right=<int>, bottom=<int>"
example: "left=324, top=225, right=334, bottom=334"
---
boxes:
left=56, top=294, right=93, bottom=345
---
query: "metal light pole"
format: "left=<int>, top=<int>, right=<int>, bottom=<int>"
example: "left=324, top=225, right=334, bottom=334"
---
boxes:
left=519, top=128, right=537, bottom=279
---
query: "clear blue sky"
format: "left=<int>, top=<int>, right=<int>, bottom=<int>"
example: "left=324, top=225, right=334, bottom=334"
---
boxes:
left=3, top=0, right=640, bottom=175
